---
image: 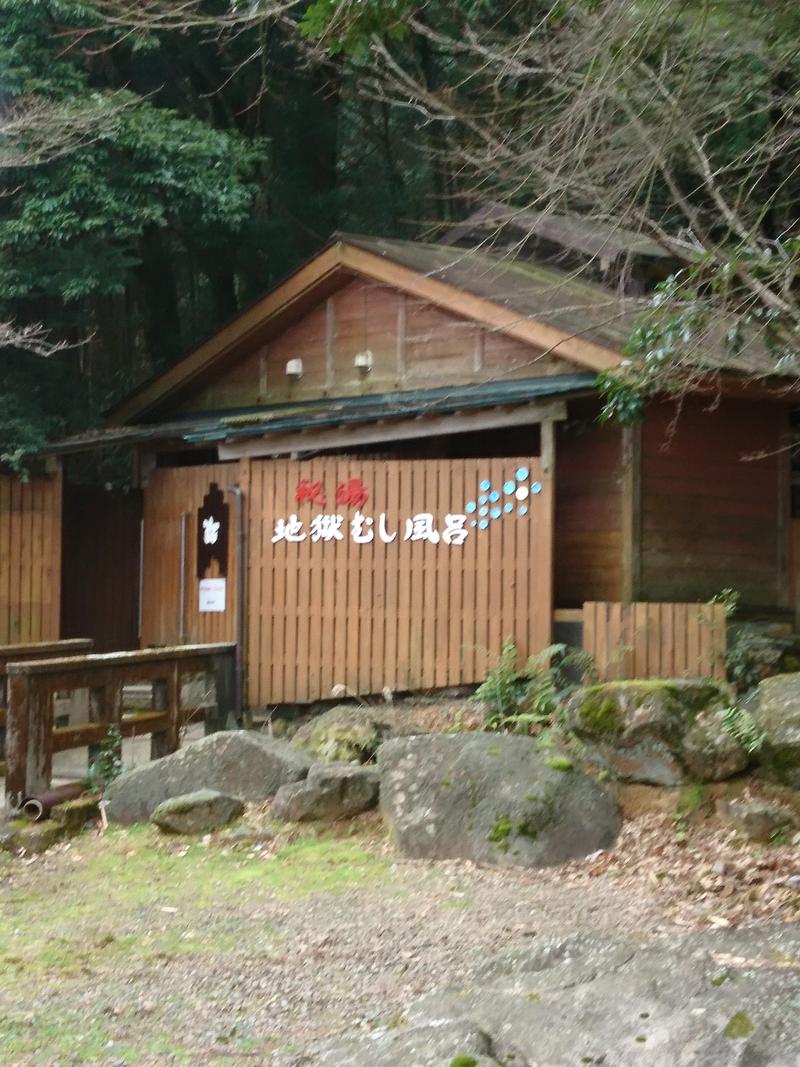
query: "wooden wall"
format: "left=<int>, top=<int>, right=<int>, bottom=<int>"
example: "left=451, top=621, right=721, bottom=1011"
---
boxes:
left=61, top=486, right=142, bottom=652
left=554, top=401, right=624, bottom=606
left=140, top=463, right=241, bottom=647
left=639, top=398, right=790, bottom=610
left=177, top=278, right=575, bottom=413
left=246, top=456, right=552, bottom=705
left=0, top=468, right=62, bottom=645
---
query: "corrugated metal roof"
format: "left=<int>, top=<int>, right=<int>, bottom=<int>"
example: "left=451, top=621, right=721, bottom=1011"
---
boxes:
left=45, top=374, right=595, bottom=455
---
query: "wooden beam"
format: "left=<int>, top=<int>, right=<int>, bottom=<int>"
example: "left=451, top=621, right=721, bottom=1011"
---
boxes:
left=218, top=400, right=568, bottom=460
left=539, top=418, right=556, bottom=648
left=621, top=423, right=642, bottom=603
left=340, top=245, right=622, bottom=375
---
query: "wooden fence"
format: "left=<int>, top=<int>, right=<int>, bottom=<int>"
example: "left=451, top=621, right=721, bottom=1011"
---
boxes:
left=247, top=456, right=552, bottom=704
left=0, top=469, right=62, bottom=645
left=582, top=601, right=727, bottom=682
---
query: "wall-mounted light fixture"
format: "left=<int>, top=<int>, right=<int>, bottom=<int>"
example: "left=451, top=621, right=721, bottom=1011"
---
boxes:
left=354, top=349, right=373, bottom=375
left=285, top=358, right=304, bottom=380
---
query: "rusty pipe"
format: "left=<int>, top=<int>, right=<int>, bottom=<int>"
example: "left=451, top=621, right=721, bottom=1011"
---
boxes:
left=20, top=781, right=86, bottom=821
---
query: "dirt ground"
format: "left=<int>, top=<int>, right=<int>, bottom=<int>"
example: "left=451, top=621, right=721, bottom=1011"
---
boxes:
left=1, top=799, right=799, bottom=1067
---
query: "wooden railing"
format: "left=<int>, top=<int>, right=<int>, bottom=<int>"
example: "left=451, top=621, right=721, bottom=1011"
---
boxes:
left=0, top=639, right=94, bottom=760
left=4, top=643, right=235, bottom=808
left=583, top=601, right=727, bottom=682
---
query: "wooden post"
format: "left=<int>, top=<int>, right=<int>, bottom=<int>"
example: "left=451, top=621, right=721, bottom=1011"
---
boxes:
left=621, top=424, right=642, bottom=603
left=5, top=671, right=52, bottom=806
left=150, top=666, right=180, bottom=760
left=539, top=419, right=556, bottom=650
left=208, top=652, right=235, bottom=734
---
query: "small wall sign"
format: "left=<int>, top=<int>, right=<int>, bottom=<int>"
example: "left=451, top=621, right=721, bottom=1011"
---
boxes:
left=199, top=577, right=226, bottom=613
left=197, top=482, right=229, bottom=578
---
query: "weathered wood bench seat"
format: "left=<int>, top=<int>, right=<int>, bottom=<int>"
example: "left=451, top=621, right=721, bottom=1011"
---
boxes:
left=4, top=643, right=235, bottom=808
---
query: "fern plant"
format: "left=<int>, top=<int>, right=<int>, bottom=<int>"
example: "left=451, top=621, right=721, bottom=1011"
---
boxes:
left=718, top=705, right=766, bottom=755
left=474, top=640, right=597, bottom=733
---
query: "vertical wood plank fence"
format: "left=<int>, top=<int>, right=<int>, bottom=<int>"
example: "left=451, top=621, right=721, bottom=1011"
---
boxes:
left=247, top=456, right=552, bottom=705
left=0, top=469, right=62, bottom=645
left=583, top=601, right=727, bottom=682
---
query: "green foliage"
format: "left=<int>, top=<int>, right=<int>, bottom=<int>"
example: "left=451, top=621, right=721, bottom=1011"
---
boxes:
left=475, top=640, right=597, bottom=732
left=708, top=588, right=740, bottom=618
left=88, top=724, right=123, bottom=790
left=718, top=705, right=766, bottom=755
left=300, top=0, right=411, bottom=56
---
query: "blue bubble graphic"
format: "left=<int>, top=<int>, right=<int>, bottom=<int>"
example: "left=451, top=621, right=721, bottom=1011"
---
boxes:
left=480, top=479, right=491, bottom=492
left=531, top=482, right=542, bottom=495
left=479, top=519, right=489, bottom=529
left=465, top=501, right=476, bottom=514
left=478, top=495, right=487, bottom=505
left=516, top=466, right=529, bottom=481
left=504, top=502, right=513, bottom=513
left=518, top=504, right=528, bottom=516
left=470, top=519, right=478, bottom=527
left=479, top=506, right=489, bottom=517
left=490, top=507, right=501, bottom=519
left=489, top=490, right=500, bottom=503
left=503, top=480, right=515, bottom=494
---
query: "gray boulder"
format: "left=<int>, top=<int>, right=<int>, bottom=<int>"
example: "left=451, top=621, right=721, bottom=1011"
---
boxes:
left=272, top=762, right=379, bottom=822
left=563, top=680, right=744, bottom=785
left=378, top=733, right=619, bottom=868
left=719, top=797, right=795, bottom=843
left=105, top=730, right=313, bottom=825
left=749, top=673, right=800, bottom=787
left=316, top=1020, right=501, bottom=1066
left=318, top=924, right=800, bottom=1065
left=151, top=789, right=244, bottom=834
left=292, top=705, right=381, bottom=763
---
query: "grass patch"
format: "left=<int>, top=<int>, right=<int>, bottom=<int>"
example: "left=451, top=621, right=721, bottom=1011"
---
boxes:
left=0, top=827, right=388, bottom=984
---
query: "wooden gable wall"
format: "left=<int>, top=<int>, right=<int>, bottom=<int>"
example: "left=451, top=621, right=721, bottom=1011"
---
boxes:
left=176, top=277, right=576, bottom=413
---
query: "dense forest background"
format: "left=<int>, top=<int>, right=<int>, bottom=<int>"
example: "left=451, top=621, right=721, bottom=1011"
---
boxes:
left=1, top=0, right=799, bottom=466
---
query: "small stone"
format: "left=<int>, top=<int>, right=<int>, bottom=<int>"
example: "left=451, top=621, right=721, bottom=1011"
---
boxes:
left=272, top=763, right=379, bottom=822
left=720, top=798, right=793, bottom=843
left=151, top=789, right=245, bottom=835
left=292, top=706, right=381, bottom=763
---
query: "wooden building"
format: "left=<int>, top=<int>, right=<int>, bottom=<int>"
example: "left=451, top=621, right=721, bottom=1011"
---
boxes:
left=23, top=234, right=798, bottom=707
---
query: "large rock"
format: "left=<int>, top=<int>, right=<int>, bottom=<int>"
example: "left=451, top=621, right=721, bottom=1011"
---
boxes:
left=272, top=762, right=380, bottom=822
left=563, top=680, right=745, bottom=785
left=105, top=731, right=313, bottom=825
left=727, top=622, right=800, bottom=690
left=317, top=1020, right=501, bottom=1066
left=719, top=797, right=795, bottom=843
left=151, top=789, right=244, bottom=834
left=319, top=924, right=800, bottom=1065
left=377, top=733, right=620, bottom=868
left=292, top=705, right=381, bottom=763
left=749, top=673, right=800, bottom=788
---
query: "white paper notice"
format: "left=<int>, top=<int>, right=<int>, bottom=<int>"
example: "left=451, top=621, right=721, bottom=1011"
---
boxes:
left=199, top=577, right=226, bottom=612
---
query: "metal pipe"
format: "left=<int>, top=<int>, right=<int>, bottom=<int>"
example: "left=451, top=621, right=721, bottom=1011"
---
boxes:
left=228, top=485, right=246, bottom=725
left=137, top=518, right=144, bottom=642
left=21, top=781, right=85, bottom=822
left=178, top=511, right=188, bottom=643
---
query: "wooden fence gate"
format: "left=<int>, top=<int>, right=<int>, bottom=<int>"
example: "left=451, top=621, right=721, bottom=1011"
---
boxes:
left=583, top=601, right=727, bottom=682
left=141, top=457, right=552, bottom=706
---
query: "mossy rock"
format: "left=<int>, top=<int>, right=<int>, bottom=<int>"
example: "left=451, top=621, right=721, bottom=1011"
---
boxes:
left=292, top=705, right=381, bottom=763
left=563, top=679, right=738, bottom=786
left=749, top=673, right=800, bottom=788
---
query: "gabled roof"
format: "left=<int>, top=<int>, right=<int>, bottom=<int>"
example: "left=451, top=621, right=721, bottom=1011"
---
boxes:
left=109, top=234, right=632, bottom=426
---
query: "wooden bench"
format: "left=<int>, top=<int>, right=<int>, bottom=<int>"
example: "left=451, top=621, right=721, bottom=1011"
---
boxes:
left=0, top=639, right=94, bottom=760
left=4, top=643, right=235, bottom=808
